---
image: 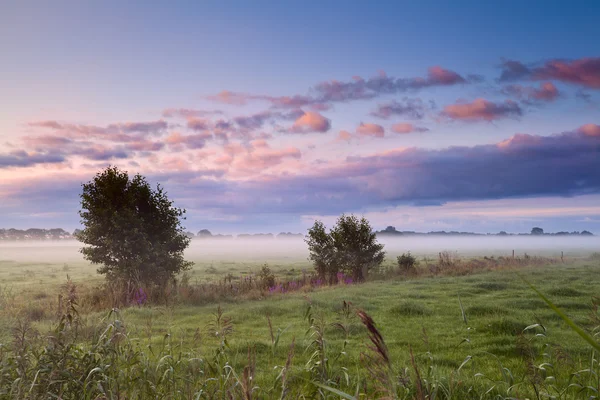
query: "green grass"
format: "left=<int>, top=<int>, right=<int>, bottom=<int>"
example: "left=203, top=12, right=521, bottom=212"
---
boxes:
left=1, top=243, right=600, bottom=398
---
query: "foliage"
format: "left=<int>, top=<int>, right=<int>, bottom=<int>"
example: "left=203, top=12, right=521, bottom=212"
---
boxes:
left=397, top=252, right=417, bottom=274
left=305, top=220, right=337, bottom=284
left=77, top=166, right=192, bottom=286
left=531, top=227, right=544, bottom=235
left=258, top=264, right=276, bottom=289
left=306, top=214, right=385, bottom=282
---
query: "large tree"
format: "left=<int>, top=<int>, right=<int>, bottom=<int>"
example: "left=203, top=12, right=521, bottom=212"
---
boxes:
left=77, top=166, right=192, bottom=286
left=306, top=214, right=385, bottom=282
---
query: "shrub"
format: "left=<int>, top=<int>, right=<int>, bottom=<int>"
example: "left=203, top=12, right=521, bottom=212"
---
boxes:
left=397, top=252, right=417, bottom=274
left=259, top=264, right=276, bottom=289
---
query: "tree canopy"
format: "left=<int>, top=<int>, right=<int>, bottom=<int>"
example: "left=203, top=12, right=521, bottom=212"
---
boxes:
left=305, top=214, right=385, bottom=282
left=77, top=166, right=192, bottom=286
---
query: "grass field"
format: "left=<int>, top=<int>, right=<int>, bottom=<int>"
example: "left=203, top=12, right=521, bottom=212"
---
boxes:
left=1, top=238, right=599, bottom=398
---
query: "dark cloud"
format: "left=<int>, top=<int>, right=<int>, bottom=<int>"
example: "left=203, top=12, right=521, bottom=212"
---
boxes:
left=0, top=150, right=65, bottom=168
left=498, top=60, right=531, bottom=82
left=502, top=82, right=560, bottom=103
left=370, top=98, right=428, bottom=119
left=576, top=90, right=595, bottom=104
left=499, top=57, right=600, bottom=89
left=232, top=126, right=600, bottom=214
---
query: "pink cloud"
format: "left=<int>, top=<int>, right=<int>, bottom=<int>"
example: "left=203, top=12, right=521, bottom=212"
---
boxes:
left=250, top=138, right=270, bottom=149
left=336, top=130, right=353, bottom=142
left=442, top=98, right=523, bottom=121
left=166, top=131, right=211, bottom=149
left=427, top=66, right=467, bottom=85
left=126, top=139, right=165, bottom=152
left=207, top=90, right=249, bottom=105
left=356, top=123, right=384, bottom=138
left=391, top=123, right=429, bottom=134
left=290, top=111, right=331, bottom=133
left=499, top=57, right=600, bottom=89
left=579, top=123, right=600, bottom=137
left=22, top=135, right=74, bottom=149
left=236, top=146, right=301, bottom=171
left=503, top=82, right=559, bottom=102
left=535, top=58, right=600, bottom=89
left=187, top=118, right=210, bottom=131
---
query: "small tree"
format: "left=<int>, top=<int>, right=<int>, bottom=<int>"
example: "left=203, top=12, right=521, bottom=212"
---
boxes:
left=78, top=166, right=192, bottom=286
left=397, top=252, right=417, bottom=274
left=306, top=214, right=385, bottom=283
left=531, top=227, right=544, bottom=235
left=305, top=220, right=337, bottom=284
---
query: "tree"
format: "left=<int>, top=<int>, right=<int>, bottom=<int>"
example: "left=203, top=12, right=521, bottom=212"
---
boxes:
left=78, top=166, right=192, bottom=286
left=531, top=227, right=544, bottom=235
left=306, top=214, right=385, bottom=283
left=197, top=229, right=213, bottom=238
left=305, top=220, right=337, bottom=284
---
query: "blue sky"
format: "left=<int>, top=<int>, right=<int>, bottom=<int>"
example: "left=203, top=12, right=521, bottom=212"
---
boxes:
left=1, top=1, right=599, bottom=234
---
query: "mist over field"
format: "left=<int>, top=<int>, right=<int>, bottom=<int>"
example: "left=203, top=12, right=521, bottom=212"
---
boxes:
left=2, top=236, right=599, bottom=264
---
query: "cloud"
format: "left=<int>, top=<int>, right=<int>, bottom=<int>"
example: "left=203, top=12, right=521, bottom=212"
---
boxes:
left=22, top=135, right=75, bottom=149
left=208, top=66, right=472, bottom=110
left=29, top=119, right=169, bottom=138
left=356, top=122, right=385, bottom=137
left=0, top=150, right=65, bottom=168
left=370, top=98, right=427, bottom=119
left=290, top=111, right=331, bottom=133
left=576, top=90, right=594, bottom=104
left=166, top=131, right=211, bottom=149
left=236, top=146, right=302, bottom=171
left=391, top=123, right=429, bottom=134
left=125, top=139, right=165, bottom=152
left=442, top=98, right=523, bottom=121
left=503, top=82, right=559, bottom=102
left=239, top=126, right=600, bottom=214
left=72, top=145, right=129, bottom=161
left=499, top=57, right=600, bottom=89
left=162, top=108, right=223, bottom=118
left=4, top=126, right=600, bottom=228
left=426, top=66, right=467, bottom=85
left=498, top=60, right=531, bottom=82
left=186, top=118, right=210, bottom=131
left=313, top=67, right=468, bottom=104
left=336, top=130, right=353, bottom=142
left=206, top=90, right=250, bottom=105
left=579, top=123, right=600, bottom=137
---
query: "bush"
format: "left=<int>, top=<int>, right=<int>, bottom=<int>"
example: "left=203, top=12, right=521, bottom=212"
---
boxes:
left=397, top=252, right=417, bottom=274
left=259, top=264, right=276, bottom=289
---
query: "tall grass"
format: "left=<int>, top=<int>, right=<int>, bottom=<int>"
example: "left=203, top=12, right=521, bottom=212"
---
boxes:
left=0, top=252, right=596, bottom=399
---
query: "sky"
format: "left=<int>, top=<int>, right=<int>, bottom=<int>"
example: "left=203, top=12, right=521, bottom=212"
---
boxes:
left=1, top=0, right=600, bottom=234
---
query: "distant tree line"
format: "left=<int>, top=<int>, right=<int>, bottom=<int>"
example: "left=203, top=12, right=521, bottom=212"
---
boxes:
left=1, top=225, right=594, bottom=241
left=376, top=226, right=594, bottom=237
left=0, top=228, right=73, bottom=241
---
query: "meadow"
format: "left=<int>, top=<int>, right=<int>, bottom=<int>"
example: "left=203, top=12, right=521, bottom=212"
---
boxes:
left=1, top=237, right=600, bottom=399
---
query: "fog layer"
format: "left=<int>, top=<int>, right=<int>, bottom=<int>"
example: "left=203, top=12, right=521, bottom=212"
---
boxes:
left=1, top=236, right=599, bottom=264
